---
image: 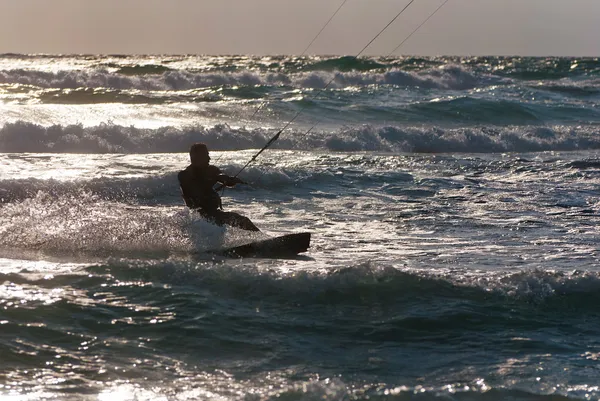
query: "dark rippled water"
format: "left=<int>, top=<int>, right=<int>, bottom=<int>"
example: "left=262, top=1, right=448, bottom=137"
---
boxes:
left=1, top=55, right=600, bottom=400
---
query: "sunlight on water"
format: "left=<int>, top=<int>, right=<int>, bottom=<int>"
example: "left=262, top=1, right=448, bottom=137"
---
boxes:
left=98, top=385, right=168, bottom=401
left=0, top=392, right=56, bottom=401
left=3, top=55, right=600, bottom=400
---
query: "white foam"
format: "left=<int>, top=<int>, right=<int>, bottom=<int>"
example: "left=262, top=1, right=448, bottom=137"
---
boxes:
left=0, top=65, right=500, bottom=91
left=2, top=121, right=599, bottom=154
left=0, top=192, right=230, bottom=259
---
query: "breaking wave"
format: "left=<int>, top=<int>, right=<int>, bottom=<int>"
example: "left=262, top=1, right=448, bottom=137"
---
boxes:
left=1, top=121, right=600, bottom=154
left=0, top=65, right=501, bottom=91
left=85, top=260, right=600, bottom=315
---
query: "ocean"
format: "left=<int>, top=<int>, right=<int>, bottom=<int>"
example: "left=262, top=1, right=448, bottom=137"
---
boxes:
left=1, top=54, right=600, bottom=400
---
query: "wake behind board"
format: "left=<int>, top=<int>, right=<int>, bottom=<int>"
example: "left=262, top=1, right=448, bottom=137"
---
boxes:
left=213, top=232, right=311, bottom=258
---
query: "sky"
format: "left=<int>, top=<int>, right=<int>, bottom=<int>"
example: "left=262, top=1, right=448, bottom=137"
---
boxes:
left=0, top=0, right=599, bottom=56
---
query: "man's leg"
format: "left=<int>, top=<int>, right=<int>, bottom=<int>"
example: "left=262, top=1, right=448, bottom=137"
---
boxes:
left=216, top=211, right=261, bottom=232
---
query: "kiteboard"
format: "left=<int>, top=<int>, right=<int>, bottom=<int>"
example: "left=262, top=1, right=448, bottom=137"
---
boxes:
left=211, top=232, right=311, bottom=258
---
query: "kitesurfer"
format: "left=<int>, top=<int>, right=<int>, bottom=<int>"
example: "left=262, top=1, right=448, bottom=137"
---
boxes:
left=178, top=143, right=260, bottom=231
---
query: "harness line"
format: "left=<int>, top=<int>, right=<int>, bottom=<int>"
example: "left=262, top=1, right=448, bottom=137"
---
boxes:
left=245, top=0, right=351, bottom=125
left=301, top=0, right=351, bottom=58
left=388, top=0, right=450, bottom=56
left=233, top=0, right=418, bottom=178
left=299, top=0, right=451, bottom=137
left=213, top=0, right=349, bottom=167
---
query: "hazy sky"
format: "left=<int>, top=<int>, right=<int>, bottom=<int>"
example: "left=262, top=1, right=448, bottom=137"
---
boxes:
left=0, top=0, right=599, bottom=56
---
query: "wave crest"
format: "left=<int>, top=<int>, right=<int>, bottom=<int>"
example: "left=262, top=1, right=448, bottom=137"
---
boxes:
left=0, top=65, right=499, bottom=91
left=2, top=121, right=599, bottom=154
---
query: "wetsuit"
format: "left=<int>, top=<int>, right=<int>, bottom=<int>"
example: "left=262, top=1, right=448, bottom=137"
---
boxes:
left=178, top=165, right=260, bottom=231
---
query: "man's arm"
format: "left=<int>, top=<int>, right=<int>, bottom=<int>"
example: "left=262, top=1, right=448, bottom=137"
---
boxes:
left=216, top=174, right=246, bottom=187
left=208, top=165, right=244, bottom=187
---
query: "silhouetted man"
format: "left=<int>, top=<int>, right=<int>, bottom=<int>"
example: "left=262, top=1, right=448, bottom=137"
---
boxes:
left=178, top=143, right=260, bottom=231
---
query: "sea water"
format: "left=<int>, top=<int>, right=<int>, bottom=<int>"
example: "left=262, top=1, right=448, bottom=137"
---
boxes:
left=1, top=54, right=600, bottom=400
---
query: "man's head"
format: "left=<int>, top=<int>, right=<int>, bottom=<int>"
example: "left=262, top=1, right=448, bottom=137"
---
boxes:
left=189, top=143, right=210, bottom=167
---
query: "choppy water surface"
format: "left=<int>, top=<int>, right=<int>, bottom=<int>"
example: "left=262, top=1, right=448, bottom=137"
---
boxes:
left=1, top=54, right=600, bottom=400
